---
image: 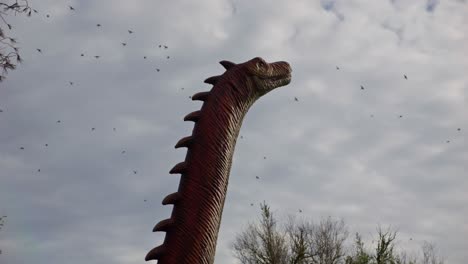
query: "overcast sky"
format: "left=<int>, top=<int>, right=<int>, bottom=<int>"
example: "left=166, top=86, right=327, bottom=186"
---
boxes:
left=0, top=0, right=467, bottom=263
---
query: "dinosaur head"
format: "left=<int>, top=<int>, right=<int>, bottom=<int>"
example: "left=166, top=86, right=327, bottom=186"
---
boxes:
left=245, top=57, right=292, bottom=95
left=213, top=57, right=292, bottom=97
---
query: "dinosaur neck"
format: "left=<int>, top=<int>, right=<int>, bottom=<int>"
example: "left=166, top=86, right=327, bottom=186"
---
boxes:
left=147, top=76, right=258, bottom=264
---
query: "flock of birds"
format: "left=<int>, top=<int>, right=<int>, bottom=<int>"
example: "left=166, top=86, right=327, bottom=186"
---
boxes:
left=1, top=4, right=464, bottom=214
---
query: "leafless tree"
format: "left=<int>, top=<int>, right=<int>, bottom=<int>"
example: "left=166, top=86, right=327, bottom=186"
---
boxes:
left=421, top=241, right=444, bottom=264
left=232, top=203, right=348, bottom=264
left=0, top=215, right=6, bottom=255
left=309, top=216, right=348, bottom=264
left=232, top=201, right=289, bottom=264
left=0, top=0, right=36, bottom=81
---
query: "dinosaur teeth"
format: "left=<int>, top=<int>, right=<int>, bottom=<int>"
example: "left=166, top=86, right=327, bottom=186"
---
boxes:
left=145, top=245, right=165, bottom=261
left=219, top=60, right=236, bottom=70
left=184, top=110, right=201, bottom=122
left=153, top=218, right=175, bottom=232
left=162, top=192, right=181, bottom=205
left=192, top=91, right=210, bottom=101
left=175, top=135, right=194, bottom=148
left=169, top=162, right=187, bottom=174
left=204, top=75, right=221, bottom=85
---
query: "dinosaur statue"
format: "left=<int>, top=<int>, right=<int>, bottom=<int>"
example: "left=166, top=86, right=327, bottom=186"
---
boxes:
left=146, top=57, right=292, bottom=264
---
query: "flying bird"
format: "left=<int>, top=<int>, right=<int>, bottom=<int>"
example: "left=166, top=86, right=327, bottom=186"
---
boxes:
left=122, top=42, right=127, bottom=46
left=57, top=120, right=61, bottom=123
left=36, top=48, right=42, bottom=53
left=80, top=53, right=84, bottom=57
left=336, top=66, right=340, bottom=70
left=133, top=170, right=137, bottom=174
left=399, top=115, right=403, bottom=118
left=144, top=199, right=147, bottom=202
left=46, top=14, right=50, bottom=18
left=255, top=176, right=259, bottom=179
left=166, top=56, right=170, bottom=59
left=121, top=150, right=126, bottom=154
left=457, top=128, right=461, bottom=131
left=263, top=156, right=266, bottom=159
left=446, top=140, right=450, bottom=143
left=20, top=147, right=24, bottom=150
left=69, top=5, right=75, bottom=11
left=37, top=169, right=41, bottom=172
left=91, top=127, right=95, bottom=131
left=143, top=56, right=147, bottom=59
left=294, top=97, right=298, bottom=102
left=250, top=203, right=254, bottom=206
left=94, top=55, right=100, bottom=59
left=96, top=24, right=101, bottom=27
left=158, top=44, right=162, bottom=48
left=360, top=85, right=364, bottom=90
left=113, top=128, right=116, bottom=131
left=164, top=45, right=168, bottom=49
left=69, top=81, right=73, bottom=85
left=240, top=135, right=243, bottom=139
left=299, top=209, right=302, bottom=213
left=404, top=74, right=408, bottom=79
left=0, top=109, right=3, bottom=112
left=156, top=68, right=160, bottom=72
left=45, top=144, right=48, bottom=147
left=128, top=30, right=133, bottom=34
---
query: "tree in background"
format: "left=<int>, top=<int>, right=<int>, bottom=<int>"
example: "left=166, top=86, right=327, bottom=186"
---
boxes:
left=232, top=202, right=289, bottom=264
left=0, top=0, right=36, bottom=81
left=0, top=215, right=6, bottom=255
left=232, top=202, right=445, bottom=264
left=232, top=202, right=349, bottom=264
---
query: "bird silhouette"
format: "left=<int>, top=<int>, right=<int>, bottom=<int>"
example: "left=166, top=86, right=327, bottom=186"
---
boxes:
left=240, top=135, right=243, bottom=139
left=113, top=128, right=116, bottom=131
left=166, top=56, right=170, bottom=59
left=457, top=128, right=461, bottom=131
left=45, top=144, right=48, bottom=147
left=158, top=45, right=162, bottom=48
left=94, top=55, right=100, bottom=59
left=143, top=56, right=147, bottom=59
left=96, top=24, right=101, bottom=27
left=446, top=140, right=450, bottom=143
left=133, top=170, right=137, bottom=174
left=69, top=6, right=75, bottom=11
left=69, top=81, right=73, bottom=85
left=250, top=203, right=254, bottom=206
left=299, top=209, right=302, bottom=213
left=80, top=53, right=84, bottom=57
left=91, top=127, right=95, bottom=131
left=37, top=169, right=41, bottom=172
left=255, top=176, right=259, bottom=179
left=128, top=30, right=133, bottom=34
left=294, top=97, right=298, bottom=101
left=144, top=199, right=147, bottom=202
left=46, top=14, right=50, bottom=18
left=57, top=120, right=61, bottom=123
left=164, top=45, right=168, bottom=49
left=360, top=85, right=364, bottom=90
left=399, top=115, right=403, bottom=118
left=336, top=66, right=340, bottom=70
left=0, top=109, right=3, bottom=112
left=156, top=68, right=160, bottom=72
left=122, top=42, right=127, bottom=46
left=121, top=150, right=126, bottom=154
left=263, top=156, right=266, bottom=159
left=36, top=48, right=42, bottom=53
left=20, top=147, right=24, bottom=150
left=404, top=74, right=408, bottom=80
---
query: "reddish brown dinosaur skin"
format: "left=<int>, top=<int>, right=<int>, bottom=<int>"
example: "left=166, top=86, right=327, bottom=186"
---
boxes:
left=146, top=57, right=292, bottom=264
